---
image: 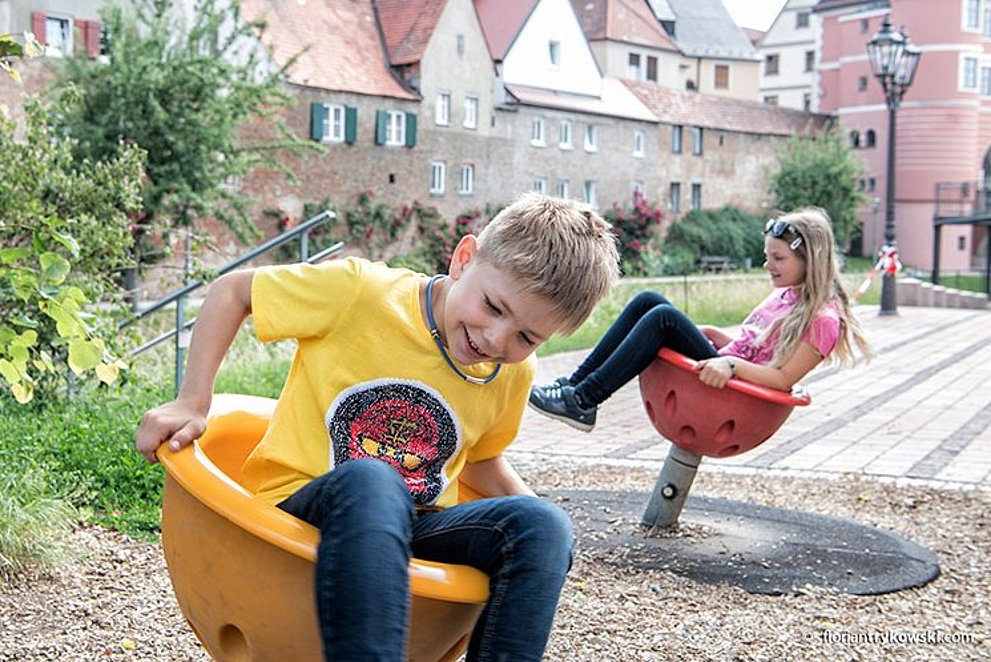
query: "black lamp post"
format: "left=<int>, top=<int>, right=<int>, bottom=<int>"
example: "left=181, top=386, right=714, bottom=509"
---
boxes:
left=866, top=16, right=921, bottom=315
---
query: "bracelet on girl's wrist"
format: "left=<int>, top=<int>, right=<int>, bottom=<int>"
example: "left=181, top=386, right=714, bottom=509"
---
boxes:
left=726, top=358, right=737, bottom=376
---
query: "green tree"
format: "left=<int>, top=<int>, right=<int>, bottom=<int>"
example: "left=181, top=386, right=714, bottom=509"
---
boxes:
left=54, top=0, right=316, bottom=273
left=0, top=92, right=143, bottom=404
left=769, top=131, right=867, bottom=250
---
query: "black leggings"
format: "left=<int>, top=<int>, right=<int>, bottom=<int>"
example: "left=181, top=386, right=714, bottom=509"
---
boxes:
left=570, top=291, right=719, bottom=406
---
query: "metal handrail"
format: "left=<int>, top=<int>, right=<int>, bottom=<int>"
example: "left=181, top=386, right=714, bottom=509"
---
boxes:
left=122, top=209, right=340, bottom=392
left=125, top=240, right=344, bottom=358
left=120, top=210, right=336, bottom=329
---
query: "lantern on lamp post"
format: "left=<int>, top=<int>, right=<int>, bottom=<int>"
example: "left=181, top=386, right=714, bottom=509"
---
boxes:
left=866, top=15, right=921, bottom=315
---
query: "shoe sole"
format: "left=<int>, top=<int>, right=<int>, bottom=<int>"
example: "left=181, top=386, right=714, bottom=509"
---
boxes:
left=527, top=401, right=595, bottom=433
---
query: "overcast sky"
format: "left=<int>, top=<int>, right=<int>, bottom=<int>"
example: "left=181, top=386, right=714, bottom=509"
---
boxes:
left=721, top=0, right=789, bottom=31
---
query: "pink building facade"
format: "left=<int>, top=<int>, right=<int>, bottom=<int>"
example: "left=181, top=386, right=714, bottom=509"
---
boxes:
left=816, top=0, right=990, bottom=272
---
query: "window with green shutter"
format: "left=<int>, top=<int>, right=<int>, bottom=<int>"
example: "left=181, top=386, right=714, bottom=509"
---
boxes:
left=310, top=102, right=327, bottom=141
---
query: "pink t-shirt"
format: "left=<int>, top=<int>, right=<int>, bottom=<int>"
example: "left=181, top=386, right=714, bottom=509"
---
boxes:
left=718, top=288, right=840, bottom=365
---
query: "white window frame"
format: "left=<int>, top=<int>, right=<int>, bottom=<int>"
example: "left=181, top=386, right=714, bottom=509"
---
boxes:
left=556, top=180, right=570, bottom=198
left=386, top=111, right=406, bottom=146
left=559, top=119, right=573, bottom=149
left=463, top=95, right=479, bottom=129
left=962, top=55, right=980, bottom=91
left=691, top=126, right=703, bottom=155
left=584, top=124, right=598, bottom=152
left=628, top=52, right=641, bottom=80
left=964, top=0, right=981, bottom=30
left=985, top=5, right=991, bottom=37
left=583, top=180, right=597, bottom=208
left=435, top=92, right=451, bottom=126
left=982, top=66, right=991, bottom=95
left=459, top=164, right=474, bottom=195
left=532, top=178, right=547, bottom=194
left=691, top=182, right=702, bottom=211
left=672, top=125, right=683, bottom=154
left=45, top=16, right=72, bottom=56
left=322, top=104, right=346, bottom=143
left=796, top=11, right=810, bottom=28
left=633, top=129, right=645, bottom=157
left=430, top=161, right=446, bottom=195
left=531, top=117, right=546, bottom=146
left=668, top=182, right=681, bottom=212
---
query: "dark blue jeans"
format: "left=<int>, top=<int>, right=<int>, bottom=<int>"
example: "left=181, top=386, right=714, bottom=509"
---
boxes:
left=571, top=290, right=718, bottom=406
left=278, top=458, right=573, bottom=661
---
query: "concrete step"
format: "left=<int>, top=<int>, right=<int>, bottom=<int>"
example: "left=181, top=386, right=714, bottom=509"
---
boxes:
left=898, top=277, right=989, bottom=310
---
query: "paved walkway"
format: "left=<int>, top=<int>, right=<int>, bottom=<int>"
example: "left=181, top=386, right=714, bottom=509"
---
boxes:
left=512, top=305, right=991, bottom=489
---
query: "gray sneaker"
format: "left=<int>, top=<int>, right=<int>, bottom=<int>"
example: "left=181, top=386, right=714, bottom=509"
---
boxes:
left=528, top=384, right=596, bottom=432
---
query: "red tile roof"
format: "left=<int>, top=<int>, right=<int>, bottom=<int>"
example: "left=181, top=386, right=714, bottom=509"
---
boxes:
left=474, top=0, right=539, bottom=61
left=570, top=0, right=679, bottom=52
left=241, top=0, right=416, bottom=99
left=624, top=80, right=832, bottom=136
left=375, top=0, right=449, bottom=66
left=743, top=27, right=765, bottom=47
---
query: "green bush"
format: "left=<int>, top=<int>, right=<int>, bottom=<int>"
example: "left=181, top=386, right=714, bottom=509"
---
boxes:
left=0, top=92, right=143, bottom=404
left=661, top=206, right=767, bottom=272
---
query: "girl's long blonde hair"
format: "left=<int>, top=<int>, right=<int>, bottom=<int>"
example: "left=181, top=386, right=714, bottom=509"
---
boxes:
left=765, top=208, right=873, bottom=367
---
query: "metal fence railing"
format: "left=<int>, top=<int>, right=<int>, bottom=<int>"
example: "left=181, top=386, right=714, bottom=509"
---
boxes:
left=121, top=210, right=342, bottom=392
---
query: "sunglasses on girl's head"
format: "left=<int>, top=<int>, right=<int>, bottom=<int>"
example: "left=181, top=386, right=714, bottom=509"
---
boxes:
left=764, top=219, right=804, bottom=250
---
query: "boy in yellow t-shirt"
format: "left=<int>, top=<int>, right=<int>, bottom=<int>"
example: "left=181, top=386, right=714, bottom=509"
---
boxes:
left=135, top=193, right=619, bottom=660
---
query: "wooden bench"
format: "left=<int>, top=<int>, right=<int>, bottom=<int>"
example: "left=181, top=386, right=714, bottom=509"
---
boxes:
left=697, top=255, right=733, bottom=272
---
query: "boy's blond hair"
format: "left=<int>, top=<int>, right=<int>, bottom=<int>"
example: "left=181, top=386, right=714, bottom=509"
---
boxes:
left=475, top=193, right=619, bottom=334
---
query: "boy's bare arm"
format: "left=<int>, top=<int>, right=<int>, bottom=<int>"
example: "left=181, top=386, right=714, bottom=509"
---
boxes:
left=134, top=270, right=254, bottom=463
left=460, top=456, right=536, bottom=498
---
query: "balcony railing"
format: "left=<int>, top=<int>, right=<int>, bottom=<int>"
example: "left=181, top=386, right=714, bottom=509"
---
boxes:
left=934, top=181, right=991, bottom=220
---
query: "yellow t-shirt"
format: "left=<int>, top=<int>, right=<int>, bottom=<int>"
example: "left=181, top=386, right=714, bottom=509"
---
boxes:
left=241, top=257, right=536, bottom=507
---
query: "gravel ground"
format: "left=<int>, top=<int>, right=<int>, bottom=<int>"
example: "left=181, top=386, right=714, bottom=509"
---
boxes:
left=1, top=463, right=988, bottom=661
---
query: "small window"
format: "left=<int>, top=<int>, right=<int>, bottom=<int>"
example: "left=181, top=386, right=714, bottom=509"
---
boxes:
left=691, top=127, right=703, bottom=156
left=646, top=56, right=658, bottom=83
left=963, top=56, right=979, bottom=90
left=387, top=111, right=407, bottom=145
left=965, top=0, right=980, bottom=30
left=857, top=179, right=866, bottom=192
left=985, top=7, right=991, bottom=38
left=324, top=104, right=346, bottom=142
left=858, top=76, right=869, bottom=92
left=459, top=164, right=474, bottom=195
left=868, top=177, right=876, bottom=192
left=430, top=161, right=446, bottom=195
left=628, top=52, right=641, bottom=80
left=672, top=125, right=683, bottom=153
left=668, top=182, right=681, bottom=212
left=860, top=18, right=870, bottom=33
left=463, top=96, right=479, bottom=129
left=44, top=16, right=72, bottom=55
left=556, top=180, right=570, bottom=198
left=796, top=11, right=810, bottom=28
left=456, top=34, right=465, bottom=57
left=632, top=181, right=644, bottom=198
left=533, top=178, right=547, bottom=194
left=584, top=124, right=598, bottom=152
left=531, top=117, right=546, bottom=146
left=633, top=130, right=645, bottom=157
left=982, top=67, right=991, bottom=95
left=583, top=180, right=597, bottom=207
left=803, top=92, right=812, bottom=111
left=850, top=130, right=860, bottom=148
left=691, top=182, right=702, bottom=211
left=765, top=53, right=779, bottom=76
left=865, top=129, right=876, bottom=148
left=805, top=50, right=815, bottom=73
left=714, top=64, right=729, bottom=89
left=559, top=119, right=573, bottom=149
left=435, top=92, right=451, bottom=126
left=958, top=235, right=967, bottom=251
left=763, top=95, right=779, bottom=105
left=549, top=40, right=561, bottom=67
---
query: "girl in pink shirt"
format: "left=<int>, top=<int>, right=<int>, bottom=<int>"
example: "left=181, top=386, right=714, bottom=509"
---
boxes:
left=530, top=208, right=872, bottom=432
